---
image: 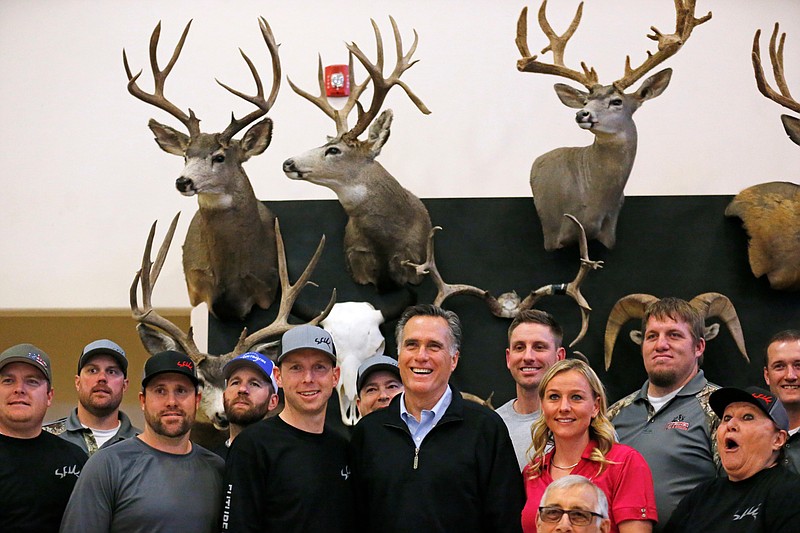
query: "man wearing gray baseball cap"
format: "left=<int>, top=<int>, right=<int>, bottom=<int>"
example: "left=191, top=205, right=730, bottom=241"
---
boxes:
left=0, top=343, right=87, bottom=533
left=356, top=354, right=403, bottom=417
left=222, top=325, right=354, bottom=532
left=43, top=339, right=140, bottom=456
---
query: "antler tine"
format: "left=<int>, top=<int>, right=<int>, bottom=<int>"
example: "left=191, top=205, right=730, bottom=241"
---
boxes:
left=516, top=1, right=599, bottom=89
left=752, top=24, right=800, bottom=114
left=218, top=16, right=282, bottom=142
left=518, top=215, right=603, bottom=347
left=614, top=0, right=712, bottom=90
left=603, top=294, right=658, bottom=370
left=403, top=227, right=499, bottom=311
left=343, top=16, right=431, bottom=141
left=123, top=21, right=201, bottom=137
left=130, top=213, right=202, bottom=358
left=690, top=293, right=749, bottom=363
left=237, top=219, right=336, bottom=351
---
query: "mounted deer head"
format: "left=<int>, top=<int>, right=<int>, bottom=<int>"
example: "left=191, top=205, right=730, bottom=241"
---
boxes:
left=603, top=292, right=749, bottom=370
left=724, top=23, right=800, bottom=291
left=405, top=214, right=604, bottom=348
left=283, top=17, right=433, bottom=292
left=123, top=18, right=281, bottom=321
left=517, top=0, right=711, bottom=251
left=131, top=213, right=335, bottom=431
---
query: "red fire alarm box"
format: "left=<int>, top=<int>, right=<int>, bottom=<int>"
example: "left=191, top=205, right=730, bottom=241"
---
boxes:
left=325, top=64, right=350, bottom=97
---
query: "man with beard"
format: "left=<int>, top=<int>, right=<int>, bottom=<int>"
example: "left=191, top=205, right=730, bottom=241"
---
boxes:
left=60, top=351, right=224, bottom=533
left=496, top=309, right=565, bottom=470
left=607, top=297, right=721, bottom=532
left=212, top=352, right=279, bottom=459
left=43, top=339, right=139, bottom=456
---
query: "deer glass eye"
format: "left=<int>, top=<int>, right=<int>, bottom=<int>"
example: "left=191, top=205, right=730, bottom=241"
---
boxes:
left=610, top=98, right=623, bottom=107
left=212, top=154, right=225, bottom=164
left=324, top=146, right=341, bottom=156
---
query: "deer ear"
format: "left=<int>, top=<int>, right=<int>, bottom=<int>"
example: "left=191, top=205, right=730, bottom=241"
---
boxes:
left=781, top=115, right=800, bottom=146
left=554, top=83, right=589, bottom=109
left=367, top=110, right=393, bottom=157
left=629, top=330, right=644, bottom=345
left=148, top=119, right=189, bottom=156
left=633, top=68, right=672, bottom=102
left=241, top=118, right=273, bottom=159
left=137, top=324, right=181, bottom=355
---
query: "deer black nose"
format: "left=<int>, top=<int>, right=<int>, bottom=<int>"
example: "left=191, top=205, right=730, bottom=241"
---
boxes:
left=282, top=159, right=295, bottom=172
left=575, top=110, right=591, bottom=122
left=175, top=177, right=193, bottom=193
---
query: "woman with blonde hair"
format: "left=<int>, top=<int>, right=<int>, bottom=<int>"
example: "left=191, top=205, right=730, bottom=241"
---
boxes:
left=521, top=359, right=657, bottom=533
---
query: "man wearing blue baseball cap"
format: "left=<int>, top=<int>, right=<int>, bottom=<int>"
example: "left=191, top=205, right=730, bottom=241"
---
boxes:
left=211, top=351, right=280, bottom=459
left=222, top=325, right=354, bottom=532
left=43, top=339, right=140, bottom=456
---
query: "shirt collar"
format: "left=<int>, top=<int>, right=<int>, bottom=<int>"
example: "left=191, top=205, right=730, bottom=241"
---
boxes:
left=400, top=385, right=453, bottom=425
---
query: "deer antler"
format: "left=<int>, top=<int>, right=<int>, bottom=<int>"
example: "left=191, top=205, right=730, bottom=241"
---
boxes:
left=516, top=1, right=599, bottom=89
left=124, top=21, right=201, bottom=137
left=130, top=212, right=204, bottom=361
left=132, top=215, right=336, bottom=364
left=752, top=23, right=800, bottom=114
left=217, top=17, right=282, bottom=142
left=613, top=0, right=712, bottom=90
left=343, top=16, right=431, bottom=141
left=405, top=215, right=602, bottom=347
left=233, top=219, right=337, bottom=354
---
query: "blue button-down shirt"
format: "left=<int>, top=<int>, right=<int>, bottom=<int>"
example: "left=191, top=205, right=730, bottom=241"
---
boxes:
left=400, top=386, right=453, bottom=447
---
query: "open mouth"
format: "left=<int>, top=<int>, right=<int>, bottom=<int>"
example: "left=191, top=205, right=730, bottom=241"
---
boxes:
left=724, top=437, right=739, bottom=451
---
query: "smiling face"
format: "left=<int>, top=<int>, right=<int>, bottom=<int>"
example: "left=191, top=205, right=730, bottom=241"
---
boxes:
left=541, top=370, right=600, bottom=444
left=76, top=354, right=128, bottom=419
left=398, top=315, right=459, bottom=409
left=139, top=373, right=199, bottom=440
left=357, top=370, right=403, bottom=416
left=275, top=349, right=339, bottom=421
left=642, top=315, right=705, bottom=395
left=717, top=402, right=787, bottom=481
left=506, top=322, right=566, bottom=392
left=764, top=339, right=800, bottom=412
left=0, top=362, right=53, bottom=438
left=223, top=366, right=278, bottom=427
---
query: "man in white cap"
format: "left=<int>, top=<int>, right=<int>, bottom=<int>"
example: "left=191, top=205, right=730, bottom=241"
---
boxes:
left=0, top=343, right=87, bottom=533
left=60, top=350, right=224, bottom=533
left=222, top=325, right=354, bottom=532
left=212, top=351, right=280, bottom=459
left=356, top=354, right=403, bottom=417
left=43, top=339, right=139, bottom=456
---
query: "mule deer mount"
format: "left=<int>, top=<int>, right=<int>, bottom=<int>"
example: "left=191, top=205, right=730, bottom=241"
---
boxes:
left=725, top=23, right=800, bottom=291
left=124, top=17, right=281, bottom=322
left=283, top=16, right=433, bottom=292
left=517, top=0, right=711, bottom=251
left=405, top=214, right=604, bottom=348
left=131, top=212, right=335, bottom=431
left=603, top=293, right=749, bottom=370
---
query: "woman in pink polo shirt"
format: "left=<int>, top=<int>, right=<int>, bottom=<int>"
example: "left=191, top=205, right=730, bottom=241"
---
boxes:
left=521, top=359, right=657, bottom=533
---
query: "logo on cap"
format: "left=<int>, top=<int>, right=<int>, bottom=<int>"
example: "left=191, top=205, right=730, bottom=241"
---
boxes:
left=177, top=360, right=194, bottom=370
left=29, top=353, right=49, bottom=369
left=315, top=336, right=332, bottom=348
left=752, top=393, right=773, bottom=404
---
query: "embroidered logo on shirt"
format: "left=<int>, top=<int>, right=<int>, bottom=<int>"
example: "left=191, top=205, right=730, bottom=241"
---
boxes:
left=733, top=505, right=760, bottom=521
left=665, top=414, right=690, bottom=431
left=54, top=464, right=81, bottom=479
left=340, top=465, right=351, bottom=480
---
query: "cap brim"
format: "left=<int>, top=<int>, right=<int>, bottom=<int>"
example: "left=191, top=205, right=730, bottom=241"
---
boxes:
left=277, top=346, right=337, bottom=365
left=0, top=356, right=50, bottom=381
left=357, top=363, right=401, bottom=393
left=710, top=387, right=765, bottom=419
left=142, top=369, right=200, bottom=389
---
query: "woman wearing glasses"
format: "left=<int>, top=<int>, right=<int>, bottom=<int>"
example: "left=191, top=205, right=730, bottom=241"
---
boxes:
left=521, top=359, right=657, bottom=533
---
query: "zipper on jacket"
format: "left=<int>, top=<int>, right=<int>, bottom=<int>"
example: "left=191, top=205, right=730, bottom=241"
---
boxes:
left=413, top=447, right=419, bottom=470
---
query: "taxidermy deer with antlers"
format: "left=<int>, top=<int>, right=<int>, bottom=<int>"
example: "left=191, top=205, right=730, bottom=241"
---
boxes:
left=131, top=213, right=335, bottom=431
left=123, top=18, right=281, bottom=322
left=517, top=0, right=711, bottom=251
left=725, top=23, right=800, bottom=291
left=283, top=17, right=432, bottom=292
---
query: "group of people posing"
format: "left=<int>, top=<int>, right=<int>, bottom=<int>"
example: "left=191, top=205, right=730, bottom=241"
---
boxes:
left=1, top=299, right=799, bottom=532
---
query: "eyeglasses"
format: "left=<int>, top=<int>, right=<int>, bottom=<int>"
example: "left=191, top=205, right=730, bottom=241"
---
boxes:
left=538, top=506, right=604, bottom=526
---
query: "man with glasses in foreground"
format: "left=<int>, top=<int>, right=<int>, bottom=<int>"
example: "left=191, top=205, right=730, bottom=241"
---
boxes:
left=537, top=475, right=611, bottom=533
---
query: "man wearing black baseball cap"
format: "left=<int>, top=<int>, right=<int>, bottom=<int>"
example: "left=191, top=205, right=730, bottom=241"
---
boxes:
left=665, top=386, right=800, bottom=532
left=356, top=354, right=403, bottom=417
left=43, top=339, right=140, bottom=456
left=222, top=325, right=354, bottom=532
left=61, top=350, right=224, bottom=533
left=0, top=343, right=87, bottom=533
